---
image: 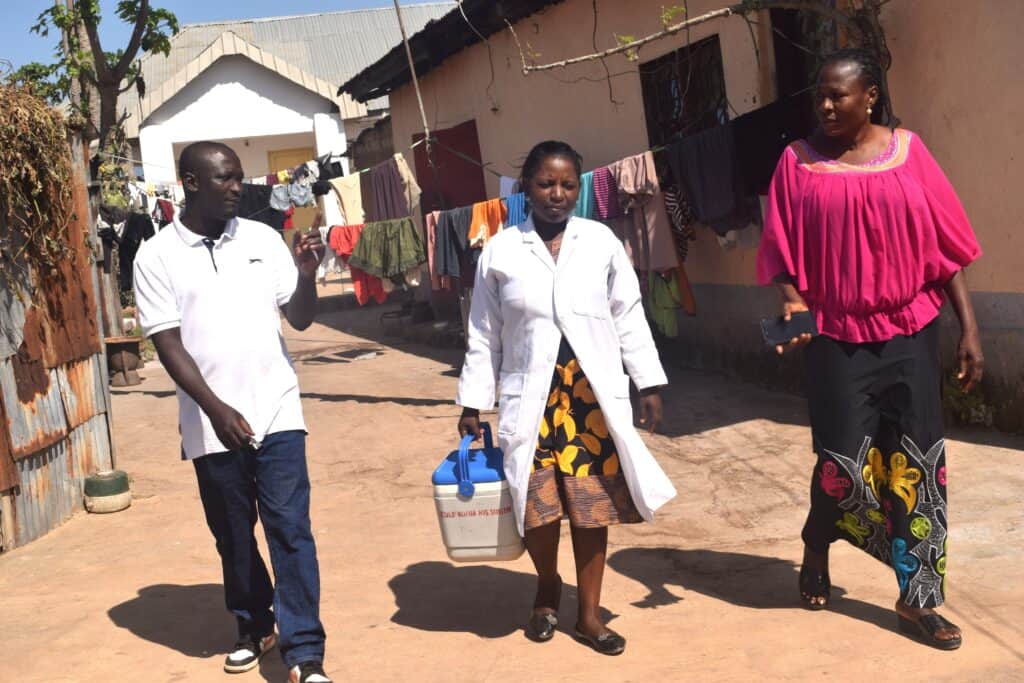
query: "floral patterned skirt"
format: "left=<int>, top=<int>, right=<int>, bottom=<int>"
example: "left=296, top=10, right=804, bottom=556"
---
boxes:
left=523, top=339, right=642, bottom=531
left=802, top=321, right=948, bottom=608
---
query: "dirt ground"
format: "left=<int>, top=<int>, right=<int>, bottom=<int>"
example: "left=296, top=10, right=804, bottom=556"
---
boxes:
left=1, top=303, right=1022, bottom=682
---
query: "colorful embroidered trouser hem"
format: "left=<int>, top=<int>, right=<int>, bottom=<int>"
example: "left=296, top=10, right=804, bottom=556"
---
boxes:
left=802, top=321, right=948, bottom=609
left=524, top=338, right=642, bottom=532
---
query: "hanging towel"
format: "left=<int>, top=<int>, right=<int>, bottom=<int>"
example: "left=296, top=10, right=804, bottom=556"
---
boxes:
left=468, top=198, right=508, bottom=247
left=572, top=171, right=595, bottom=219
left=504, top=193, right=527, bottom=227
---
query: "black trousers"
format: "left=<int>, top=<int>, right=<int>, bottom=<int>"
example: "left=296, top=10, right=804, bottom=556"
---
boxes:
left=802, top=321, right=948, bottom=608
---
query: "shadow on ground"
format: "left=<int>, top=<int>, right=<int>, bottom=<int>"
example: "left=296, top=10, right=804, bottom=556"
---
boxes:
left=607, top=547, right=899, bottom=634
left=303, top=393, right=452, bottom=407
left=108, top=583, right=287, bottom=681
left=388, top=561, right=615, bottom=639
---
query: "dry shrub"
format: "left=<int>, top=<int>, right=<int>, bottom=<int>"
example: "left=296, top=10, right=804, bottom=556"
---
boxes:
left=0, top=83, right=74, bottom=297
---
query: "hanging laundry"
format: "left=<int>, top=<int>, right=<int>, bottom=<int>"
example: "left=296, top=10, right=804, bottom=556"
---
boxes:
left=504, top=193, right=527, bottom=227
left=238, top=184, right=287, bottom=233
left=732, top=92, right=814, bottom=195
left=592, top=166, right=622, bottom=220
left=312, top=180, right=332, bottom=197
left=287, top=181, right=315, bottom=208
left=266, top=174, right=278, bottom=186
left=572, top=171, right=595, bottom=219
left=647, top=271, right=682, bottom=338
left=277, top=169, right=291, bottom=185
left=329, top=174, right=364, bottom=225
left=154, top=198, right=176, bottom=228
left=366, top=153, right=422, bottom=221
left=499, top=175, right=519, bottom=198
left=667, top=124, right=757, bottom=235
left=328, top=224, right=387, bottom=306
left=468, top=198, right=507, bottom=247
left=425, top=210, right=450, bottom=291
left=270, top=184, right=292, bottom=211
left=317, top=225, right=343, bottom=282
left=348, top=217, right=426, bottom=283
left=662, top=185, right=697, bottom=263
left=118, top=213, right=155, bottom=292
left=247, top=175, right=267, bottom=186
left=434, top=205, right=473, bottom=281
left=607, top=151, right=678, bottom=272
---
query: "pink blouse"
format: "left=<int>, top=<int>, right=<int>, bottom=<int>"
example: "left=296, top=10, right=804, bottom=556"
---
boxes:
left=757, top=129, right=981, bottom=343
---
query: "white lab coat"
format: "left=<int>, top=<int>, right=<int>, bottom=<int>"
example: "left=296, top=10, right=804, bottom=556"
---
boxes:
left=457, top=215, right=677, bottom=535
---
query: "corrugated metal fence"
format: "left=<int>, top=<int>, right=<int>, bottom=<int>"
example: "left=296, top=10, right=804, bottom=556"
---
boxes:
left=0, top=138, right=116, bottom=553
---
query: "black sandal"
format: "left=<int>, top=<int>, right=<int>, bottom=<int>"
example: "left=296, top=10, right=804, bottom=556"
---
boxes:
left=898, top=614, right=962, bottom=650
left=798, top=566, right=831, bottom=609
left=525, top=575, right=562, bottom=642
left=573, top=628, right=626, bottom=656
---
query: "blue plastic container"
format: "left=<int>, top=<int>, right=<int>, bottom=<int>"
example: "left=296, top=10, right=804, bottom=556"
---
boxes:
left=431, top=424, right=524, bottom=562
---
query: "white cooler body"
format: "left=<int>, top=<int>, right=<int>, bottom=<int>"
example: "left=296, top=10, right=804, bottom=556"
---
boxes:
left=433, top=480, right=525, bottom=562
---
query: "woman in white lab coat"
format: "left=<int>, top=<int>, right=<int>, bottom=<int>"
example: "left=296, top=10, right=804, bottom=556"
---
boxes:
left=457, top=141, right=676, bottom=655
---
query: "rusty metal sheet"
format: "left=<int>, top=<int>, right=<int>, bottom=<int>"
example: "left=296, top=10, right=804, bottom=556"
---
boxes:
left=13, top=438, right=81, bottom=547
left=0, top=359, right=69, bottom=459
left=57, top=354, right=107, bottom=429
left=0, top=395, right=17, bottom=492
left=68, top=413, right=113, bottom=477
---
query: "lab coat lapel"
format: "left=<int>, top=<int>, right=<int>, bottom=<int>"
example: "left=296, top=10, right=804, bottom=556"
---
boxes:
left=520, top=215, right=556, bottom=274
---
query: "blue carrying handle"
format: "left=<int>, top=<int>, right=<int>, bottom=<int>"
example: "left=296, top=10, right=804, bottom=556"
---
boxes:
left=456, top=422, right=494, bottom=498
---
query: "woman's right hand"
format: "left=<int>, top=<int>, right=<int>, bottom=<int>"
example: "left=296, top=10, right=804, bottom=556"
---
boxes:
left=776, top=299, right=814, bottom=355
left=458, top=408, right=482, bottom=440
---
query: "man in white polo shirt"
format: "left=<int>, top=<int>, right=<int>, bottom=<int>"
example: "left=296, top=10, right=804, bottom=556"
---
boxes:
left=133, top=141, right=331, bottom=683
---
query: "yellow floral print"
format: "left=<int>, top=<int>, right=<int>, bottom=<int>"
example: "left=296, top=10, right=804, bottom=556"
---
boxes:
left=863, top=447, right=887, bottom=501
left=888, top=451, right=922, bottom=514
left=585, top=409, right=609, bottom=439
left=573, top=376, right=597, bottom=403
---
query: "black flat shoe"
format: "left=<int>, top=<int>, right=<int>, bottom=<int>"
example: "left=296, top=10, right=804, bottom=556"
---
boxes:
left=898, top=614, right=963, bottom=651
left=573, top=628, right=626, bottom=656
left=798, top=565, right=831, bottom=610
left=526, top=611, right=558, bottom=642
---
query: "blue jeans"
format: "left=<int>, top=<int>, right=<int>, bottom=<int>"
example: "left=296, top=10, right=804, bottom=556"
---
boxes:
left=193, top=430, right=325, bottom=667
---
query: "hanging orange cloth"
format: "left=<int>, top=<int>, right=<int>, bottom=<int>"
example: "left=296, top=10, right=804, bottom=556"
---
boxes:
left=467, top=198, right=508, bottom=248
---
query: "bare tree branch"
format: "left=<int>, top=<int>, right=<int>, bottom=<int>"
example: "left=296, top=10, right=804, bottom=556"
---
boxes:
left=514, top=0, right=856, bottom=74
left=114, top=0, right=150, bottom=77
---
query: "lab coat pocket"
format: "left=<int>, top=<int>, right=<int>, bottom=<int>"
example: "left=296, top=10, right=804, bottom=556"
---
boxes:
left=572, top=295, right=610, bottom=319
left=497, top=371, right=527, bottom=436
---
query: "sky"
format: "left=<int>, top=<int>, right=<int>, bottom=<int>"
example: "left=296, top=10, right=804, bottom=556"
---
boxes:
left=0, top=0, right=423, bottom=71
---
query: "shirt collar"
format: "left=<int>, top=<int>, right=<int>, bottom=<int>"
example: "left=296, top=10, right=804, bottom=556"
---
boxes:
left=173, top=212, right=240, bottom=246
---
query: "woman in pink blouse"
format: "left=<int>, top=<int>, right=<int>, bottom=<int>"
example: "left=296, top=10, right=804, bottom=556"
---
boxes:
left=757, top=49, right=983, bottom=650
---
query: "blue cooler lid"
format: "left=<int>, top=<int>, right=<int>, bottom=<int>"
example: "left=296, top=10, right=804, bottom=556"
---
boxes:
left=432, top=423, right=505, bottom=486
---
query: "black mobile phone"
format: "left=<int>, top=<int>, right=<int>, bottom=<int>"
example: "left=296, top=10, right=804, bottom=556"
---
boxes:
left=760, top=310, right=819, bottom=347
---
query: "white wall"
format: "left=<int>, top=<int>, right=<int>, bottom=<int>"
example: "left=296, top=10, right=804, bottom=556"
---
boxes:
left=138, top=55, right=349, bottom=225
left=171, top=132, right=315, bottom=179
left=148, top=55, right=333, bottom=140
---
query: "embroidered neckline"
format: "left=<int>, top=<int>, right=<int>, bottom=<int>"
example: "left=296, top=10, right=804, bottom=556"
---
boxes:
left=792, top=129, right=910, bottom=174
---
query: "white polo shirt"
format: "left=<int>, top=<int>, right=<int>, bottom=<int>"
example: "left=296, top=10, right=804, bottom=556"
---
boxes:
left=133, top=215, right=306, bottom=459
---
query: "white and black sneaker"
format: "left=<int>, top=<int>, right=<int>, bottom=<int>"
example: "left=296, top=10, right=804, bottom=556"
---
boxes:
left=224, top=633, right=278, bottom=673
left=287, top=661, right=332, bottom=683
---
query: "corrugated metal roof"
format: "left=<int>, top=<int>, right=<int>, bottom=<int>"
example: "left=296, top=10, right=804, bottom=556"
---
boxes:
left=121, top=3, right=450, bottom=136
left=341, top=0, right=566, bottom=102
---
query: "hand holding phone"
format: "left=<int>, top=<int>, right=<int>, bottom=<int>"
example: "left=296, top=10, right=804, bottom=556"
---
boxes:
left=761, top=307, right=818, bottom=353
